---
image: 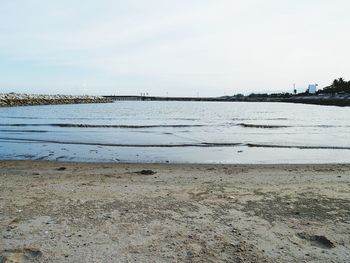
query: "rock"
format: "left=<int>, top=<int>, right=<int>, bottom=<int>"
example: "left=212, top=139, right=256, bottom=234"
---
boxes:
left=0, top=93, right=112, bottom=108
left=135, top=170, right=157, bottom=175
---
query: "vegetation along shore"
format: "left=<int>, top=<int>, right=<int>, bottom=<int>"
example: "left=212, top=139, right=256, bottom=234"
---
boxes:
left=106, top=78, right=350, bottom=107
left=2, top=78, right=350, bottom=107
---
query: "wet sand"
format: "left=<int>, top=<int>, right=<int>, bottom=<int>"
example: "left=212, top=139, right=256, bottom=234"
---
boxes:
left=1, top=161, right=350, bottom=262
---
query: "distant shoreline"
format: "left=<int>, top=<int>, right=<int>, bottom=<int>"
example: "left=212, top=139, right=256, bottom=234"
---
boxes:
left=1, top=93, right=349, bottom=108
left=104, top=95, right=350, bottom=107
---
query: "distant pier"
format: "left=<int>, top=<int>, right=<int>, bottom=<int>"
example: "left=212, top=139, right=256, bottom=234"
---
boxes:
left=103, top=95, right=224, bottom=102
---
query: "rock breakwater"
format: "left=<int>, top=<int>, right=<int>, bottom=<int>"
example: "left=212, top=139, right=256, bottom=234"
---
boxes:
left=0, top=93, right=112, bottom=107
left=280, top=94, right=350, bottom=107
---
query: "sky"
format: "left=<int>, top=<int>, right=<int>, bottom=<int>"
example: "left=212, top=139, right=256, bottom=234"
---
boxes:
left=0, top=0, right=349, bottom=96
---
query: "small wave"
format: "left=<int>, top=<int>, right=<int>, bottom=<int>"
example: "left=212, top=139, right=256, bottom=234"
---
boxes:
left=2, top=137, right=350, bottom=150
left=247, top=143, right=350, bottom=150
left=172, top=118, right=200, bottom=121
left=0, top=124, right=205, bottom=129
left=0, top=116, right=42, bottom=120
left=238, top=123, right=350, bottom=129
left=0, top=116, right=118, bottom=121
left=0, top=137, right=240, bottom=147
left=238, top=123, right=290, bottom=129
left=0, top=129, right=48, bottom=133
left=266, top=118, right=289, bottom=120
left=297, top=125, right=340, bottom=129
left=54, top=124, right=206, bottom=129
left=232, top=118, right=288, bottom=121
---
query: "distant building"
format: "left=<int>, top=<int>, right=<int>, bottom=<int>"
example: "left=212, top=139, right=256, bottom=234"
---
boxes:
left=308, top=84, right=318, bottom=94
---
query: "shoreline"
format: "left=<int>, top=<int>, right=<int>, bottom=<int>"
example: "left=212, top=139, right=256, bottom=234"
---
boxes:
left=105, top=95, right=350, bottom=107
left=1, top=160, right=349, bottom=262
left=1, top=93, right=349, bottom=108
left=3, top=159, right=350, bottom=167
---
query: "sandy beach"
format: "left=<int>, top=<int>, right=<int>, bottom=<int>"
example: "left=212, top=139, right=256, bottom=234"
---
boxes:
left=1, top=161, right=350, bottom=262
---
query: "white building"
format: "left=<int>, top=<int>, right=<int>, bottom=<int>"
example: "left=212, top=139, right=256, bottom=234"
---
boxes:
left=308, top=84, right=318, bottom=94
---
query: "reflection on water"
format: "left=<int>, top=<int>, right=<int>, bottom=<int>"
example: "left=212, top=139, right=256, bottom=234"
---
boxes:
left=0, top=101, right=350, bottom=163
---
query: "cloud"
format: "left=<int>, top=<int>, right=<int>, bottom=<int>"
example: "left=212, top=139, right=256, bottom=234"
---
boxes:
left=0, top=0, right=350, bottom=95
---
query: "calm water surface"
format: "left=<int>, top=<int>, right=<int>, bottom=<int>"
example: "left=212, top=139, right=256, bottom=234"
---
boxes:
left=1, top=101, right=350, bottom=163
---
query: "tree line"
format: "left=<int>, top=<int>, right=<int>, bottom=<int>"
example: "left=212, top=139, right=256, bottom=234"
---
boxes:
left=319, top=78, right=350, bottom=94
left=223, top=77, right=350, bottom=99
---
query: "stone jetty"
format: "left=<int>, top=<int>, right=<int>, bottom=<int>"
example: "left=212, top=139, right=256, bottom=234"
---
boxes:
left=0, top=93, right=112, bottom=107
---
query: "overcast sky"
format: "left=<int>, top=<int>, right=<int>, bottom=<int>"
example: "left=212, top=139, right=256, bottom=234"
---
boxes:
left=0, top=0, right=349, bottom=96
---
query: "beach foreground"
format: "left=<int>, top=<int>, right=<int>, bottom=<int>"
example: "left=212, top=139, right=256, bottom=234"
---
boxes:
left=1, top=161, right=349, bottom=262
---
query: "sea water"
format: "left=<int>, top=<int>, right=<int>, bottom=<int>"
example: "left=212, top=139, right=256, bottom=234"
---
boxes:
left=0, top=101, right=350, bottom=163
